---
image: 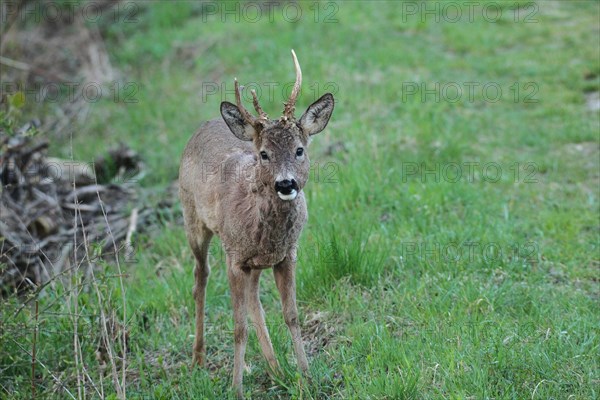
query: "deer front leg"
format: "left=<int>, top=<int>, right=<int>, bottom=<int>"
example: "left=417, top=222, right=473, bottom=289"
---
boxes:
left=273, top=255, right=309, bottom=375
left=227, top=262, right=250, bottom=399
left=248, top=269, right=280, bottom=377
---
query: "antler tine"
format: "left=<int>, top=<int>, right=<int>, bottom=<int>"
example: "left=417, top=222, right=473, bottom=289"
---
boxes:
left=282, top=49, right=302, bottom=119
left=251, top=89, right=268, bottom=120
left=234, top=78, right=257, bottom=125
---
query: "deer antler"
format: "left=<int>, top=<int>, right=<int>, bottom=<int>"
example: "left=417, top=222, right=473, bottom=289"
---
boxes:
left=282, top=49, right=302, bottom=120
left=235, top=78, right=260, bottom=126
left=251, top=89, right=268, bottom=120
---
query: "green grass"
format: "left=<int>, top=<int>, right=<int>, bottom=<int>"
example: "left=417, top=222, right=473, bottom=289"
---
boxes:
left=2, top=1, right=599, bottom=399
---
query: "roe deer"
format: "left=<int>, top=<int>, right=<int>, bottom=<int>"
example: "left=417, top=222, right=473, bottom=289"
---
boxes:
left=179, top=50, right=334, bottom=398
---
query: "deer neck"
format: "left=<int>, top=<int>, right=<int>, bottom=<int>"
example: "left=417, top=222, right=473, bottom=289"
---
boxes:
left=255, top=181, right=298, bottom=214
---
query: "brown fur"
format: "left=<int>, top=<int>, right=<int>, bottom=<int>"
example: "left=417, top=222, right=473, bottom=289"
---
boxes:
left=180, top=120, right=309, bottom=268
left=179, top=52, right=334, bottom=399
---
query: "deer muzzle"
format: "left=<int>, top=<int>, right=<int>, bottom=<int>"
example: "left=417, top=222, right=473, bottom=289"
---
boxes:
left=275, top=179, right=299, bottom=200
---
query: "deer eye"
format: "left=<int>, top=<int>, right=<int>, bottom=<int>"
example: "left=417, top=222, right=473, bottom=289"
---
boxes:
left=260, top=151, right=269, bottom=161
left=296, top=148, right=304, bottom=157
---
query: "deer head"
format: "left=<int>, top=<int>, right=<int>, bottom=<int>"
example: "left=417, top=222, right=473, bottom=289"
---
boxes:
left=220, top=50, right=335, bottom=201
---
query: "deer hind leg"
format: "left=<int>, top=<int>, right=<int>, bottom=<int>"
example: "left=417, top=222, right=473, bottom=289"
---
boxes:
left=248, top=269, right=280, bottom=377
left=273, top=258, right=309, bottom=375
left=183, top=206, right=213, bottom=368
left=227, top=261, right=251, bottom=399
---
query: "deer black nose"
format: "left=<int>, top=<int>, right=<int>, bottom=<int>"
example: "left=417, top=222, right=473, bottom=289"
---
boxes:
left=275, top=179, right=297, bottom=194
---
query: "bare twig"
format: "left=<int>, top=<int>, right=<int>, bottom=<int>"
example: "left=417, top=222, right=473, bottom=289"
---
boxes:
left=77, top=183, right=124, bottom=399
left=0, top=55, right=30, bottom=71
left=95, top=187, right=127, bottom=399
left=0, top=56, right=71, bottom=82
left=124, top=208, right=138, bottom=262
left=31, top=300, right=38, bottom=399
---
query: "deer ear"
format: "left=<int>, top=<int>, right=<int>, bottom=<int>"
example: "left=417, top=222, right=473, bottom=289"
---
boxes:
left=299, top=93, right=334, bottom=136
left=220, top=101, right=257, bottom=141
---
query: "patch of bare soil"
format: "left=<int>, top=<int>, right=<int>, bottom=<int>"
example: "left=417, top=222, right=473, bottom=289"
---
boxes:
left=585, top=92, right=600, bottom=112
left=302, top=310, right=344, bottom=357
left=561, top=141, right=600, bottom=186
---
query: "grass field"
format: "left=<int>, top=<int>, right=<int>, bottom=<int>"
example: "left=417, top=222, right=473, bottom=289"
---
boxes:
left=1, top=1, right=599, bottom=399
